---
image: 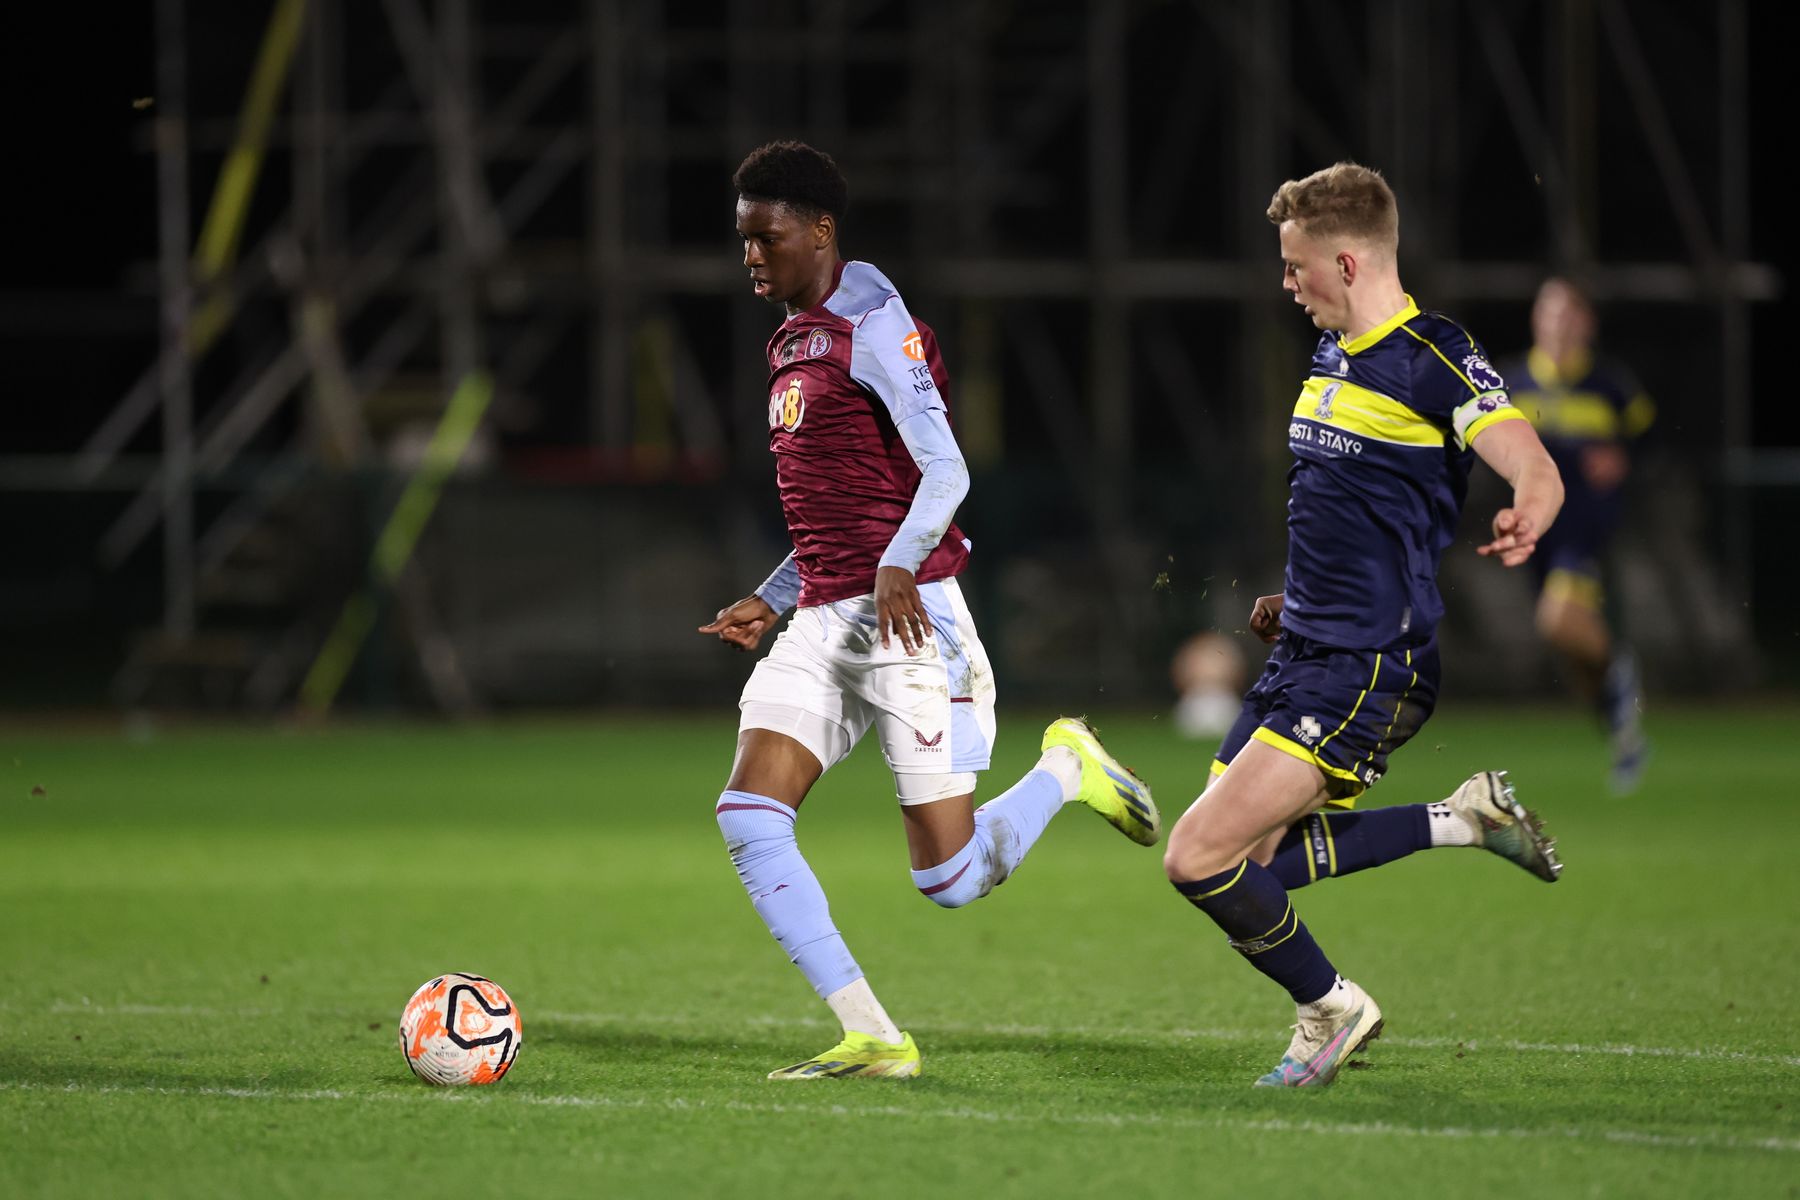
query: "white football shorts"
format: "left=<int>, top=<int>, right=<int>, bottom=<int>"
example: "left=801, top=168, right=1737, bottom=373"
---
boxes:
left=738, top=576, right=998, bottom=805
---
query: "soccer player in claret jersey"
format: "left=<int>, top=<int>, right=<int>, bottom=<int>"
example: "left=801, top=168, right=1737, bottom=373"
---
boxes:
left=1161, top=163, right=1569, bottom=1088
left=700, top=140, right=1160, bottom=1081
left=1500, top=278, right=1655, bottom=793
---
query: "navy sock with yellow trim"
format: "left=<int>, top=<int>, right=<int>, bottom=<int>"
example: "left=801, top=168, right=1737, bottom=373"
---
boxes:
left=1266, top=806, right=1433, bottom=890
left=1172, top=860, right=1338, bottom=1004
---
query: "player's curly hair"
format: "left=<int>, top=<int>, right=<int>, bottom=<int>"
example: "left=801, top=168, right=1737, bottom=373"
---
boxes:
left=1266, top=162, right=1399, bottom=251
left=732, top=140, right=849, bottom=222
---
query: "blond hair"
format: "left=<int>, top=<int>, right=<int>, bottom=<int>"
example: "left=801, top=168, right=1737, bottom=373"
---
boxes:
left=1266, top=162, right=1399, bottom=251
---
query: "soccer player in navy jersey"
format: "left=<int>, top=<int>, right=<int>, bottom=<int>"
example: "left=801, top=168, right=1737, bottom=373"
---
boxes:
left=1161, top=163, right=1568, bottom=1088
left=699, top=141, right=1160, bottom=1081
left=1501, top=278, right=1655, bottom=792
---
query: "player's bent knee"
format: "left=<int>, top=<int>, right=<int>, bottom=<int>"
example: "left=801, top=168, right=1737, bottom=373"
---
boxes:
left=916, top=871, right=986, bottom=909
left=1164, top=842, right=1205, bottom=884
left=1536, top=607, right=1571, bottom=645
left=1163, top=810, right=1234, bottom=883
left=912, top=830, right=997, bottom=909
left=714, top=790, right=796, bottom=866
left=1163, top=831, right=1203, bottom=883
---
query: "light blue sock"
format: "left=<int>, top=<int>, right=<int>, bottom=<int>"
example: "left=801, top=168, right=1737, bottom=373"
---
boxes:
left=911, top=768, right=1066, bottom=907
left=975, top=766, right=1066, bottom=879
left=716, top=791, right=862, bottom=999
left=911, top=833, right=990, bottom=907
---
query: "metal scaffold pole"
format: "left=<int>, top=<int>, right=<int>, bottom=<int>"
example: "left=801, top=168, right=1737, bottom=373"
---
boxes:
left=155, top=0, right=195, bottom=640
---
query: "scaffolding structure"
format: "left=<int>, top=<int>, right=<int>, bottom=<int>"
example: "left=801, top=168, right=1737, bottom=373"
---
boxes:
left=53, top=0, right=1780, bottom=708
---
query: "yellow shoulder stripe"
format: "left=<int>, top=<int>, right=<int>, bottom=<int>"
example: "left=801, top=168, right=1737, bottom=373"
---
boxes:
left=1339, top=296, right=1422, bottom=355
left=1400, top=323, right=1480, bottom=397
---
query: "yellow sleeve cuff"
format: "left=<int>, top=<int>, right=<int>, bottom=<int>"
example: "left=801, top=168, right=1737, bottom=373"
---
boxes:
left=1463, top=404, right=1529, bottom=448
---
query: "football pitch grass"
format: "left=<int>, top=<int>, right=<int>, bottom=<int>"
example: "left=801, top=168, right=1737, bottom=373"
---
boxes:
left=3, top=707, right=1796, bottom=1197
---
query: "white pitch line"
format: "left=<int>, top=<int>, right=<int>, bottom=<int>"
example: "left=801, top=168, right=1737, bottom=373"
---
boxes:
left=47, top=1002, right=273, bottom=1017
left=38, top=1001, right=1800, bottom=1070
left=2, top=1079, right=1795, bottom=1157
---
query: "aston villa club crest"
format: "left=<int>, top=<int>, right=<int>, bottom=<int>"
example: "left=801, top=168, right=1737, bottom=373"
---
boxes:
left=778, top=330, right=832, bottom=366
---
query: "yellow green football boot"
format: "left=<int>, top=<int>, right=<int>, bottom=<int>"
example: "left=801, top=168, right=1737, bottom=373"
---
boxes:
left=766, top=1031, right=921, bottom=1080
left=1041, top=717, right=1161, bottom=846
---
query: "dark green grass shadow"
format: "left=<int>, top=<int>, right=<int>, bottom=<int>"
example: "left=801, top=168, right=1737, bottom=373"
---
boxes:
left=535, top=1017, right=1244, bottom=1095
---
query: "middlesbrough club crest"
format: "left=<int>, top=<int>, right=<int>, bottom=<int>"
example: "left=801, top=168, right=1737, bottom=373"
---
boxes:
left=1314, top=382, right=1341, bottom=420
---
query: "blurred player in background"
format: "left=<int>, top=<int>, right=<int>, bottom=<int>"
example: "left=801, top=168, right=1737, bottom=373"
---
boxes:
left=1161, top=163, right=1567, bottom=1088
left=700, top=141, right=1160, bottom=1081
left=1171, top=631, right=1248, bottom=739
left=1500, top=278, right=1655, bottom=793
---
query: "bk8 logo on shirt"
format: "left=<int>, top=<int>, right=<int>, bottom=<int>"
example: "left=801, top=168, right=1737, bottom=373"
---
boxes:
left=768, top=376, right=805, bottom=431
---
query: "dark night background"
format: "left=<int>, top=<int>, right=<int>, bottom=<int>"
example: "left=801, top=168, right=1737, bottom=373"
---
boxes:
left=2, top=2, right=1792, bottom=709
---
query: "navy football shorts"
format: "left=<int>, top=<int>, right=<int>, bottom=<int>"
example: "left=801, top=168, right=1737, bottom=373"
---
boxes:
left=1531, top=485, right=1621, bottom=608
left=1212, top=631, right=1440, bottom=805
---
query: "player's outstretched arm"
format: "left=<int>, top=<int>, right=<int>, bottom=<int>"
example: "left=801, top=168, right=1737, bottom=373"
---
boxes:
left=1472, top=418, right=1565, bottom=568
left=698, top=594, right=780, bottom=652
left=699, top=553, right=798, bottom=651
